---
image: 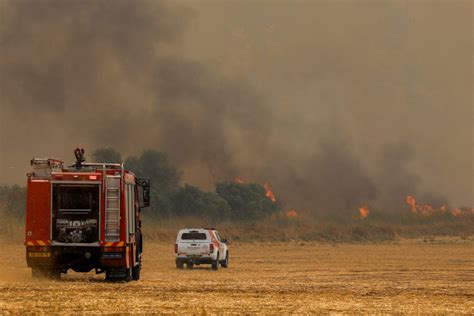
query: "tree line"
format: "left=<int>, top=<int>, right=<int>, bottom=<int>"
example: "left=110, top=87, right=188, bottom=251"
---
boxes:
left=93, top=147, right=280, bottom=221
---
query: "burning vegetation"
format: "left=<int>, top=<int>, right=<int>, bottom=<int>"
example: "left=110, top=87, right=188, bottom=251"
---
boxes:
left=286, top=209, right=298, bottom=218
left=358, top=206, right=369, bottom=219
left=263, top=182, right=276, bottom=203
left=405, top=195, right=473, bottom=218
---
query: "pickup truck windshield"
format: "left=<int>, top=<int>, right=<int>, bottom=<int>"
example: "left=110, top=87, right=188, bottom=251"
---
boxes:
left=181, top=232, right=207, bottom=240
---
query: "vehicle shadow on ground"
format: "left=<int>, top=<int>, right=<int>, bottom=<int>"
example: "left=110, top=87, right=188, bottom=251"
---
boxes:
left=179, top=267, right=221, bottom=271
left=53, top=277, right=106, bottom=283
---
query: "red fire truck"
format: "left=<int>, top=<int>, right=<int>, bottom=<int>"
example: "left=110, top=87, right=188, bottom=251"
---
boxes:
left=25, top=149, right=150, bottom=281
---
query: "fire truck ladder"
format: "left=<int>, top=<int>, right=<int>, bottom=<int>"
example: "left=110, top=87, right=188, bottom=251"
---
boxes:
left=105, top=175, right=121, bottom=241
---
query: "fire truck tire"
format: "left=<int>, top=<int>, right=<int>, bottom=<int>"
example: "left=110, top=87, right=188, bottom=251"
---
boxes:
left=132, top=264, right=141, bottom=281
left=105, top=269, right=112, bottom=281
left=211, top=253, right=219, bottom=270
left=123, top=268, right=132, bottom=282
left=220, top=251, right=229, bottom=268
left=176, top=260, right=184, bottom=269
left=105, top=268, right=132, bottom=282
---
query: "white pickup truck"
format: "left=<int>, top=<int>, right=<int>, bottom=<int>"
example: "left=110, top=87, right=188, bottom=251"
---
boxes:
left=175, top=228, right=229, bottom=270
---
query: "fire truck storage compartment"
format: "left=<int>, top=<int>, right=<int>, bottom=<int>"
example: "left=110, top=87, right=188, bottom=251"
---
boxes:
left=52, top=184, right=100, bottom=243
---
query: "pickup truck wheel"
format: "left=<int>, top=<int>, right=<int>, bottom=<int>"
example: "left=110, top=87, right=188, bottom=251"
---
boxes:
left=220, top=251, right=229, bottom=268
left=187, top=262, right=194, bottom=269
left=211, top=253, right=219, bottom=270
left=176, top=260, right=184, bottom=269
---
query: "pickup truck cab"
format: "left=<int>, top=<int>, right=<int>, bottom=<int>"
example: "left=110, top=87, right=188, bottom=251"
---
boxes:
left=175, top=228, right=228, bottom=270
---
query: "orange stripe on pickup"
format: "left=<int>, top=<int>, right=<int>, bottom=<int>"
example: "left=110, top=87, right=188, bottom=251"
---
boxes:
left=207, top=230, right=220, bottom=249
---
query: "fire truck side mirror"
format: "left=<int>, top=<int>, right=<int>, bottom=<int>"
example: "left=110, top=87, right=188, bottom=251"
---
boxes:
left=137, top=178, right=151, bottom=208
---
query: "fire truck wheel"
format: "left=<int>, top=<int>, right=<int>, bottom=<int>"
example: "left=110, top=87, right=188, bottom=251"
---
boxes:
left=220, top=251, right=229, bottom=268
left=123, top=268, right=132, bottom=282
left=176, top=260, right=184, bottom=269
left=105, top=269, right=112, bottom=281
left=211, top=253, right=219, bottom=270
left=132, top=264, right=141, bottom=281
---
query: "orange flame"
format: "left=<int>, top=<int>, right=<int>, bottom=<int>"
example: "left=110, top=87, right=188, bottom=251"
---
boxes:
left=286, top=209, right=298, bottom=218
left=406, top=195, right=473, bottom=218
left=358, top=206, right=369, bottom=219
left=439, top=205, right=447, bottom=215
left=233, top=177, right=244, bottom=184
left=406, top=195, right=417, bottom=214
left=263, top=181, right=276, bottom=203
left=418, top=204, right=435, bottom=216
left=451, top=208, right=463, bottom=217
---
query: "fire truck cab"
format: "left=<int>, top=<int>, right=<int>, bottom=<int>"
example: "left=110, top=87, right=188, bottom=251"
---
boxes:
left=25, top=149, right=150, bottom=281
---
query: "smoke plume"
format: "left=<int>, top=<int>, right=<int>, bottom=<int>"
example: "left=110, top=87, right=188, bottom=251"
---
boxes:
left=0, top=0, right=471, bottom=214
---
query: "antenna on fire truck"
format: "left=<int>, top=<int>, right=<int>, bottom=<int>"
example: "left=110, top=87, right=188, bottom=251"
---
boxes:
left=74, top=147, right=86, bottom=169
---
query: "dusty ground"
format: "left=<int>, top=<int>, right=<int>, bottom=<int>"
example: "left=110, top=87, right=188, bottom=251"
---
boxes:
left=0, top=238, right=473, bottom=314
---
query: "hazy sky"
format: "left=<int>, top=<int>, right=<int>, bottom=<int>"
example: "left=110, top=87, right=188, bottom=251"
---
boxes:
left=0, top=0, right=472, bottom=210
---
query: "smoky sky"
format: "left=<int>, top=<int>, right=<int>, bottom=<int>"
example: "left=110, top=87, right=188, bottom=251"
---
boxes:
left=0, top=0, right=472, bottom=213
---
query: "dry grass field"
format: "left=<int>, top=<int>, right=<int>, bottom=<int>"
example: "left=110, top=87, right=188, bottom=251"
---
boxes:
left=0, top=238, right=473, bottom=314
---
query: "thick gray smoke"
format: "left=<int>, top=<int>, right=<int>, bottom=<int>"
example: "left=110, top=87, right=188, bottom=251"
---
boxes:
left=0, top=0, right=471, bottom=214
left=0, top=0, right=269, bottom=178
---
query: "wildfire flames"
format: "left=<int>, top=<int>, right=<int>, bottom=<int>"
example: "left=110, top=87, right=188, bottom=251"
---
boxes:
left=233, top=177, right=244, bottom=184
left=439, top=205, right=447, bottom=215
left=406, top=195, right=417, bottom=214
left=231, top=177, right=471, bottom=220
left=233, top=177, right=277, bottom=203
left=263, top=181, right=276, bottom=203
left=418, top=204, right=435, bottom=216
left=450, top=208, right=462, bottom=217
left=358, top=206, right=369, bottom=219
left=405, top=195, right=473, bottom=217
